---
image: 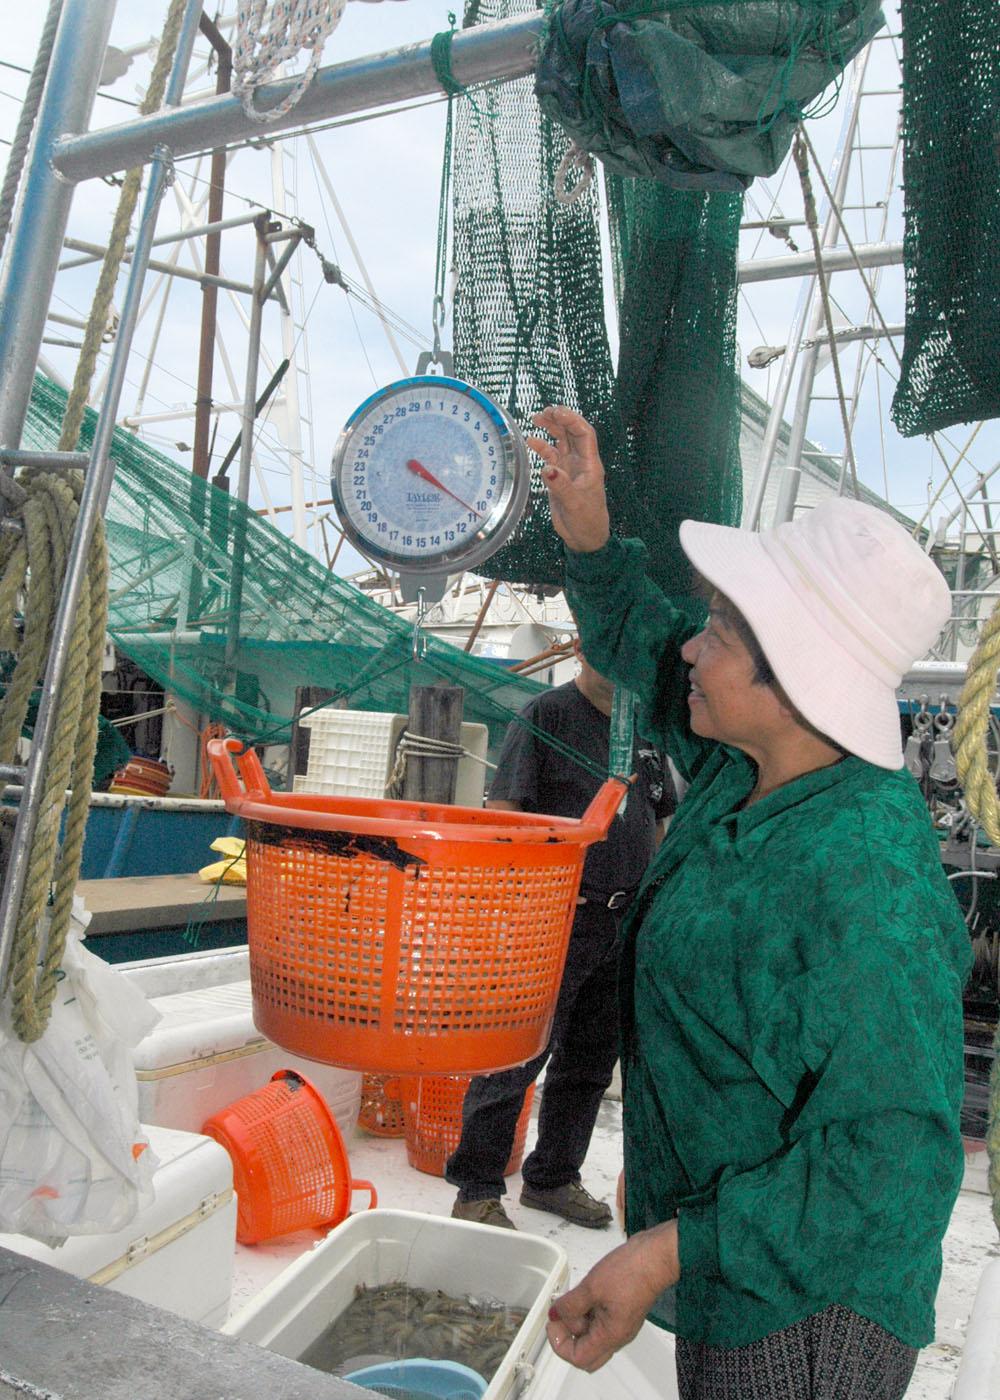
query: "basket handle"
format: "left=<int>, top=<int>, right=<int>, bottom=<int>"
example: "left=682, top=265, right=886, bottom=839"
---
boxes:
left=580, top=776, right=634, bottom=837
left=206, top=736, right=272, bottom=805
left=351, top=1178, right=378, bottom=1211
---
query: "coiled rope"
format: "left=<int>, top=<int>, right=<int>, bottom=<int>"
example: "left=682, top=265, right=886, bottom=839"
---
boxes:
left=952, top=599, right=1000, bottom=1232
left=953, top=607, right=1000, bottom=847
left=0, top=0, right=187, bottom=1042
left=233, top=0, right=345, bottom=122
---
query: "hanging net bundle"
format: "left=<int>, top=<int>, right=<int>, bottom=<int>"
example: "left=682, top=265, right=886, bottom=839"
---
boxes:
left=21, top=375, right=545, bottom=753
left=534, top=0, right=884, bottom=193
left=890, top=0, right=1000, bottom=437
left=453, top=0, right=757, bottom=615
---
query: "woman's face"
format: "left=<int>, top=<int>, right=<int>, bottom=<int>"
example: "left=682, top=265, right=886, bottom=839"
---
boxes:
left=680, top=597, right=782, bottom=747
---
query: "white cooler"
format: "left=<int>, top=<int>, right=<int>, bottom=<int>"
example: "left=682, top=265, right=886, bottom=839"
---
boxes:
left=0, top=1124, right=236, bottom=1327
left=224, top=1208, right=569, bottom=1399
left=121, top=950, right=362, bottom=1137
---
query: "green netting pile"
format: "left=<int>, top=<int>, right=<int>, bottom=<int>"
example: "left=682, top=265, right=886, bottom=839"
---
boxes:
left=22, top=374, right=546, bottom=751
left=534, top=0, right=883, bottom=192
left=453, top=0, right=746, bottom=616
left=891, top=0, right=1000, bottom=437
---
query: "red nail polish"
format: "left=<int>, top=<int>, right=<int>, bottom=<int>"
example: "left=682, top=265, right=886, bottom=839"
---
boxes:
left=548, top=1306, right=560, bottom=1321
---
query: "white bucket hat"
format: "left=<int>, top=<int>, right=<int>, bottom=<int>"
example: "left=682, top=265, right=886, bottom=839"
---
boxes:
left=678, top=498, right=952, bottom=770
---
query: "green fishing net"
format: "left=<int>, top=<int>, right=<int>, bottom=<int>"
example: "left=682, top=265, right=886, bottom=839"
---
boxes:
left=451, top=0, right=632, bottom=588
left=453, top=0, right=744, bottom=616
left=891, top=0, right=1000, bottom=437
left=22, top=374, right=547, bottom=752
left=535, top=0, right=884, bottom=191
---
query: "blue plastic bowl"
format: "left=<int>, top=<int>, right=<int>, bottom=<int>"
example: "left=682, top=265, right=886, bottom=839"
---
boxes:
left=344, top=1357, right=488, bottom=1400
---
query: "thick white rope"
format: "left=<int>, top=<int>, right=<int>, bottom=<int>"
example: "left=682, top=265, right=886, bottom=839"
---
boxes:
left=233, top=0, right=346, bottom=122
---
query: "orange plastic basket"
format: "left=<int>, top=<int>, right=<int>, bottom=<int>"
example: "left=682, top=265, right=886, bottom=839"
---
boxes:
left=207, top=738, right=627, bottom=1074
left=401, top=1075, right=535, bottom=1178
left=358, top=1073, right=406, bottom=1137
left=201, top=1068, right=377, bottom=1245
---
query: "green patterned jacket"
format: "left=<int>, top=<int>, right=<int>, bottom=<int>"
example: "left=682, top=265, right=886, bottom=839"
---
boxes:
left=565, top=536, right=972, bottom=1348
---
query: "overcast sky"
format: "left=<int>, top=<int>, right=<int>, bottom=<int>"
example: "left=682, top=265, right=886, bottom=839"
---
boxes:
left=2, top=2, right=995, bottom=562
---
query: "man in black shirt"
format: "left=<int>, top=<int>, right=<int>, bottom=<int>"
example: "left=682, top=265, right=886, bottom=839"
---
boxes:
left=447, top=642, right=674, bottom=1230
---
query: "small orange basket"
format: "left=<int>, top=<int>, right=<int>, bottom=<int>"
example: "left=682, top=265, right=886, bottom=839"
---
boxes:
left=202, top=1068, right=377, bottom=1245
left=207, top=738, right=627, bottom=1075
left=401, top=1075, right=535, bottom=1178
left=357, top=1073, right=406, bottom=1138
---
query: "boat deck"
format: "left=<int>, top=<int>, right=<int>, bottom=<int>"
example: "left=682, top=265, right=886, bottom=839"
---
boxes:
left=230, top=1091, right=998, bottom=1398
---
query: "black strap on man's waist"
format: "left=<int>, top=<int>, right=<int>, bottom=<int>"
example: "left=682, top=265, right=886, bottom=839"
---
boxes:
left=578, top=885, right=638, bottom=911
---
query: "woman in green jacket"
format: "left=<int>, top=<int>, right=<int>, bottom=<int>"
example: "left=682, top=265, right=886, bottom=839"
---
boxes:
left=533, top=406, right=972, bottom=1400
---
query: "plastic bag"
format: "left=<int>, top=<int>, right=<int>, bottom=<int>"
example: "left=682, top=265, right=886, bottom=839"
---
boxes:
left=0, top=897, right=160, bottom=1245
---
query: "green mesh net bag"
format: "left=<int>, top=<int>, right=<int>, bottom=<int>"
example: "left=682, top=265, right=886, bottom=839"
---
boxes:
left=451, top=0, right=633, bottom=587
left=453, top=0, right=744, bottom=615
left=22, top=374, right=546, bottom=752
left=891, top=0, right=1000, bottom=437
left=607, top=176, right=744, bottom=619
left=534, top=0, right=883, bottom=191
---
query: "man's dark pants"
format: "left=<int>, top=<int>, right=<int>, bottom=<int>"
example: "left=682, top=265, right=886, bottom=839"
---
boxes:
left=445, top=901, right=621, bottom=1201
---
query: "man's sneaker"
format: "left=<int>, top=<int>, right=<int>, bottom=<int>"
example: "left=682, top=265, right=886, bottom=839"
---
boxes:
left=519, top=1181, right=612, bottom=1229
left=451, top=1197, right=516, bottom=1229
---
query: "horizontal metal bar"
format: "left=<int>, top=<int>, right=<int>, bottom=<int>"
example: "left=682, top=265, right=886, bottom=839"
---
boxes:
left=120, top=397, right=284, bottom=428
left=58, top=209, right=268, bottom=270
left=50, top=13, right=543, bottom=182
left=803, top=322, right=904, bottom=349
left=0, top=763, right=27, bottom=781
left=740, top=218, right=806, bottom=230
left=42, top=336, right=84, bottom=348
left=150, top=208, right=266, bottom=247
left=0, top=449, right=89, bottom=469
left=738, top=241, right=903, bottom=284
left=46, top=310, right=89, bottom=330
left=60, top=236, right=271, bottom=296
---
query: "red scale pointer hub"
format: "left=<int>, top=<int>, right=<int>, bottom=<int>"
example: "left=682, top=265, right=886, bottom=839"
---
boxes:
left=406, top=458, right=483, bottom=518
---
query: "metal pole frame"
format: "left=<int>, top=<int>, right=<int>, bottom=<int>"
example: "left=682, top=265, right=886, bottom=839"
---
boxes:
left=743, top=52, right=870, bottom=529
left=51, top=14, right=545, bottom=185
left=0, top=0, right=204, bottom=994
left=224, top=217, right=271, bottom=670
left=0, top=0, right=117, bottom=450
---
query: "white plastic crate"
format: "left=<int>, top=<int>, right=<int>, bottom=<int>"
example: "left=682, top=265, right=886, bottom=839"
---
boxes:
left=223, top=1207, right=568, bottom=1399
left=294, top=709, right=489, bottom=807
left=0, top=1124, right=236, bottom=1327
left=120, top=954, right=361, bottom=1138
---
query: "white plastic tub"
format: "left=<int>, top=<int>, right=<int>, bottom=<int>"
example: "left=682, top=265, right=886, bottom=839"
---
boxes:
left=120, top=952, right=362, bottom=1137
left=0, top=1124, right=236, bottom=1327
left=526, top=1320, right=678, bottom=1399
left=223, top=1207, right=568, bottom=1399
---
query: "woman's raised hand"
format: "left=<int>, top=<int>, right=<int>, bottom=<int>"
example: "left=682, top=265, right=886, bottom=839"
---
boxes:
left=527, top=406, right=611, bottom=554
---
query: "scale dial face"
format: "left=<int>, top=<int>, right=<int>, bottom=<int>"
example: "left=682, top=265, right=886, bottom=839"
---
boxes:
left=330, top=375, right=530, bottom=578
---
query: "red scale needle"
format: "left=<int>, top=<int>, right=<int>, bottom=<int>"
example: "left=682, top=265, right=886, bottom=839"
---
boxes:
left=406, top=458, right=483, bottom=518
